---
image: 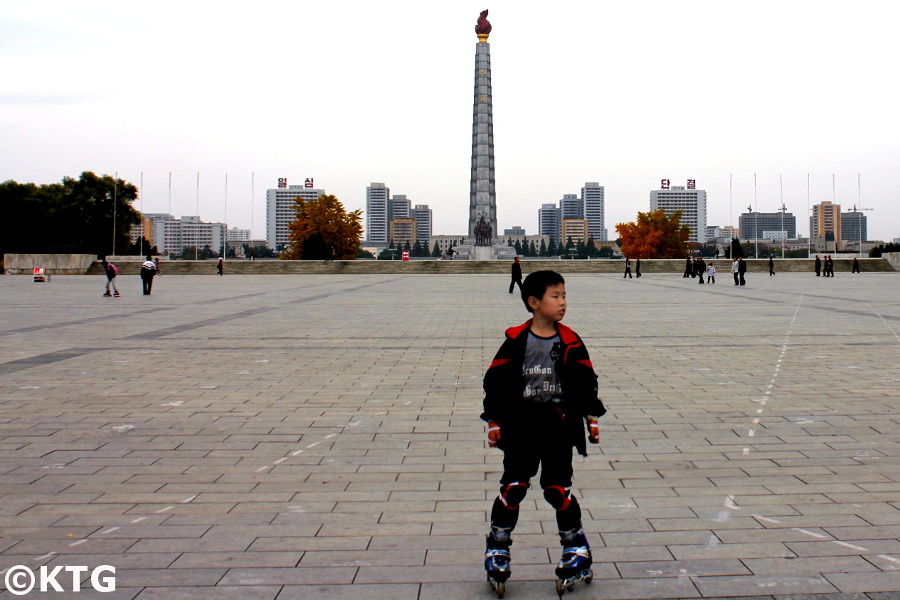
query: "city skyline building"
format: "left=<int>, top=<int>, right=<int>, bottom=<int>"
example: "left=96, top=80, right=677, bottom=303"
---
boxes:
left=410, top=204, right=433, bottom=245
left=365, top=182, right=390, bottom=244
left=266, top=180, right=324, bottom=250
left=650, top=181, right=707, bottom=243
left=738, top=210, right=797, bottom=240
left=841, top=209, right=867, bottom=244
left=811, top=200, right=841, bottom=246
left=581, top=182, right=607, bottom=242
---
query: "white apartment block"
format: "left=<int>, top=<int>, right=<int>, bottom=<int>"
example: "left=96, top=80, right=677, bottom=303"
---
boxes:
left=226, top=227, right=251, bottom=242
left=138, top=213, right=226, bottom=255
left=410, top=204, right=433, bottom=244
left=581, top=182, right=607, bottom=242
left=266, top=183, right=325, bottom=250
left=650, top=184, right=707, bottom=243
left=366, top=182, right=390, bottom=244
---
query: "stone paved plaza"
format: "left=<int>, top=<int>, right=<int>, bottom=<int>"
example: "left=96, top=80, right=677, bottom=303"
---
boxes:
left=1, top=271, right=898, bottom=600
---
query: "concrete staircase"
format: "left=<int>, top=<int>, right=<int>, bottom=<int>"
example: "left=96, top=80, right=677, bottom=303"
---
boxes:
left=84, top=257, right=895, bottom=276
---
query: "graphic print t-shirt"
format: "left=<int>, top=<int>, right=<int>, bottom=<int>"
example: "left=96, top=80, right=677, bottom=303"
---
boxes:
left=522, top=331, right=563, bottom=404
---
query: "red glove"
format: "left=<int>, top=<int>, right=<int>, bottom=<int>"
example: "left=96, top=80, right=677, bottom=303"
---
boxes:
left=587, top=418, right=600, bottom=444
left=487, top=420, right=501, bottom=448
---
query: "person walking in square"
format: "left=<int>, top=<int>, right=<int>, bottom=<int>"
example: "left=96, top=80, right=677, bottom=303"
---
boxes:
left=635, top=258, right=641, bottom=278
left=706, top=262, right=716, bottom=284
left=509, top=257, right=523, bottom=293
left=140, top=255, right=158, bottom=295
left=683, top=256, right=692, bottom=278
left=738, top=256, right=747, bottom=285
left=696, top=257, right=706, bottom=284
left=768, top=256, right=775, bottom=276
left=623, top=257, right=632, bottom=278
left=217, top=257, right=224, bottom=276
left=732, top=257, right=740, bottom=285
left=100, top=258, right=120, bottom=297
left=482, top=270, right=606, bottom=596
left=852, top=257, right=860, bottom=273
left=815, top=254, right=821, bottom=276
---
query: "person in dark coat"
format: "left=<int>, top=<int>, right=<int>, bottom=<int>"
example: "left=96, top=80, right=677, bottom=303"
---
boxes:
left=509, top=257, right=523, bottom=293
left=768, top=256, right=775, bottom=276
left=815, top=255, right=821, bottom=276
left=696, top=257, right=706, bottom=284
left=623, top=258, right=632, bottom=279
left=635, top=258, right=641, bottom=278
left=738, top=257, right=747, bottom=285
left=683, top=257, right=692, bottom=278
left=852, top=257, right=860, bottom=273
left=140, top=255, right=158, bottom=295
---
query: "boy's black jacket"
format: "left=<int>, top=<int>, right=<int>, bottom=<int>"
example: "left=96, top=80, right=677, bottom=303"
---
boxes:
left=481, top=319, right=607, bottom=456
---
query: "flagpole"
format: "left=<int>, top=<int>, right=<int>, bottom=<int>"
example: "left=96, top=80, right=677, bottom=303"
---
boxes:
left=112, top=171, right=118, bottom=256
left=196, top=172, right=200, bottom=261
left=223, top=173, right=228, bottom=259
left=139, top=171, right=144, bottom=258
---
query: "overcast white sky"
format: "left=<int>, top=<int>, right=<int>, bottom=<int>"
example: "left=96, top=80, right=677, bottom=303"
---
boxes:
left=2, top=0, right=898, bottom=242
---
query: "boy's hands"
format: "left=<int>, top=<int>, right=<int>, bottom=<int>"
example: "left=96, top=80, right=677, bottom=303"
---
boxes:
left=487, top=420, right=501, bottom=448
left=587, top=417, right=600, bottom=444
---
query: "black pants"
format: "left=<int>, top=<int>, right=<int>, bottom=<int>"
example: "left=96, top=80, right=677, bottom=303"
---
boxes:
left=141, top=275, right=154, bottom=295
left=509, top=279, right=522, bottom=294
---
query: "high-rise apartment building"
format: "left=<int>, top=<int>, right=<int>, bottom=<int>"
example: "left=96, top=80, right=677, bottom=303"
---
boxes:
left=581, top=182, right=607, bottom=241
left=738, top=211, right=797, bottom=240
left=366, top=182, right=391, bottom=244
left=841, top=210, right=867, bottom=244
left=538, top=203, right=560, bottom=241
left=811, top=201, right=841, bottom=244
left=560, top=219, right=590, bottom=247
left=650, top=184, right=707, bottom=243
left=266, top=181, right=325, bottom=250
left=410, top=204, right=433, bottom=245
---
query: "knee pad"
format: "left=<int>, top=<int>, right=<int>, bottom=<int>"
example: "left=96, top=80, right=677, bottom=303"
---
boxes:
left=543, top=485, right=572, bottom=511
left=499, top=482, right=529, bottom=509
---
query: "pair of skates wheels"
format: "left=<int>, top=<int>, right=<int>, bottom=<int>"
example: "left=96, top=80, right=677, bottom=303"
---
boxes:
left=555, top=567, right=593, bottom=596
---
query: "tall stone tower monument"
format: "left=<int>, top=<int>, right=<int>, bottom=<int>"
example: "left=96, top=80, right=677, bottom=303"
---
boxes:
left=469, top=10, right=497, bottom=243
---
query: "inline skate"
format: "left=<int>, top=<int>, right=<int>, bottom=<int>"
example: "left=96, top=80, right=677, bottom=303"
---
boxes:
left=554, top=527, right=593, bottom=596
left=484, top=526, right=512, bottom=598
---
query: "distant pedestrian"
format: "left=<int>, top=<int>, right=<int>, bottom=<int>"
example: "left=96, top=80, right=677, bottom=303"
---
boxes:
left=509, top=257, right=523, bottom=293
left=153, top=257, right=161, bottom=275
left=696, top=257, right=706, bottom=284
left=140, top=255, right=158, bottom=295
left=623, top=258, right=632, bottom=279
left=824, top=255, right=834, bottom=277
left=635, top=258, right=642, bottom=278
left=683, top=257, right=692, bottom=278
left=217, top=257, right=224, bottom=276
left=814, top=255, right=821, bottom=276
left=706, top=263, right=716, bottom=284
left=715, top=248, right=720, bottom=259
left=738, top=257, right=747, bottom=285
left=100, top=258, right=120, bottom=297
left=768, top=256, right=775, bottom=276
left=732, top=258, right=740, bottom=285
left=852, top=257, right=860, bottom=273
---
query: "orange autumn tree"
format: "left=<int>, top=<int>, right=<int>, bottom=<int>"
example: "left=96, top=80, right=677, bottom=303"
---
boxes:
left=282, top=194, right=363, bottom=260
left=615, top=209, right=691, bottom=259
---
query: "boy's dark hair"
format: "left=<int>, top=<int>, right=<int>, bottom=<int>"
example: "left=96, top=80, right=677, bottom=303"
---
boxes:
left=520, top=270, right=565, bottom=312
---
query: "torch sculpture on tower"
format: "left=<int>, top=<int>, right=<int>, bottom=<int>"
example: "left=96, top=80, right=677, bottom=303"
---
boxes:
left=469, top=9, right=497, bottom=250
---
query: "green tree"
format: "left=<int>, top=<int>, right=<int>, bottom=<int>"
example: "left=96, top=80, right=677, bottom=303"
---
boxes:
left=616, top=209, right=691, bottom=259
left=282, top=194, right=362, bottom=260
left=539, top=238, right=547, bottom=256
left=0, top=172, right=140, bottom=255
left=432, top=241, right=441, bottom=257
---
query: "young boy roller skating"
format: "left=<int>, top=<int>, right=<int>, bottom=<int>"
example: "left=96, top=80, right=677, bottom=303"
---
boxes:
left=482, top=270, right=607, bottom=597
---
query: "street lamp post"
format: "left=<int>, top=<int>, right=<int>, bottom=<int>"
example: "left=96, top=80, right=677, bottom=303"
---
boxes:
left=779, top=203, right=787, bottom=258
